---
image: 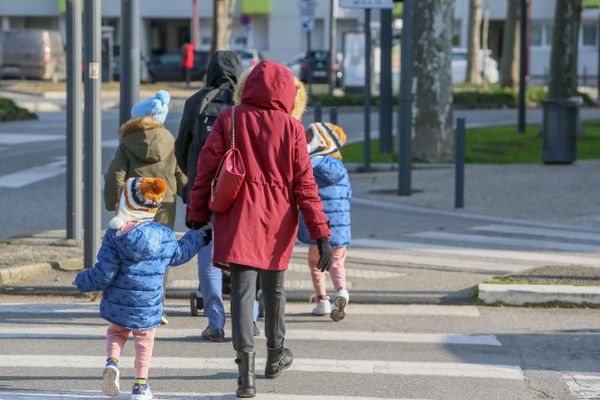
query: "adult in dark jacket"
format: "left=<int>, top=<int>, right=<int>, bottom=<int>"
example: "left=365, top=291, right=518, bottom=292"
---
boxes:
left=187, top=61, right=333, bottom=398
left=175, top=51, right=245, bottom=342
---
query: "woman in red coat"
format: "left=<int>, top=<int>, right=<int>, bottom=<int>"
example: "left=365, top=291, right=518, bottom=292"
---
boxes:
left=187, top=61, right=332, bottom=398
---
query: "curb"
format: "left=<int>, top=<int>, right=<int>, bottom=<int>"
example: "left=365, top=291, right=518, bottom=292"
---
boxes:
left=478, top=283, right=600, bottom=306
left=0, top=285, right=473, bottom=305
left=0, top=257, right=83, bottom=285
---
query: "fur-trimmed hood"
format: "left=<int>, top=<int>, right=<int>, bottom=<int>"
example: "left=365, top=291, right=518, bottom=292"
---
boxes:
left=118, top=117, right=175, bottom=163
left=234, top=62, right=307, bottom=120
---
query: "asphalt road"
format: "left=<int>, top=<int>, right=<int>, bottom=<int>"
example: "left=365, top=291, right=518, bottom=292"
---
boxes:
left=0, top=296, right=598, bottom=399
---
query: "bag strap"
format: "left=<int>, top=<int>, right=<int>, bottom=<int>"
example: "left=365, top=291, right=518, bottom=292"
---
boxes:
left=198, top=87, right=222, bottom=117
left=231, top=106, right=236, bottom=150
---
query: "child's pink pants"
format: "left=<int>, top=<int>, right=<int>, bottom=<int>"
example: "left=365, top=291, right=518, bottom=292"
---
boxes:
left=106, top=324, right=156, bottom=379
left=308, top=245, right=347, bottom=298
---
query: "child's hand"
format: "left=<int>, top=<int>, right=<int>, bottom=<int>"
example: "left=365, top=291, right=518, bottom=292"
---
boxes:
left=199, top=225, right=212, bottom=244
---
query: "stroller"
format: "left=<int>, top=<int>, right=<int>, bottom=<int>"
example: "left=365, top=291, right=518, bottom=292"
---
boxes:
left=190, top=270, right=265, bottom=318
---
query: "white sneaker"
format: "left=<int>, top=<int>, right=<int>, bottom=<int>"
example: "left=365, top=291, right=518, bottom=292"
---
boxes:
left=331, top=289, right=349, bottom=322
left=102, top=363, right=120, bottom=397
left=312, top=299, right=331, bottom=316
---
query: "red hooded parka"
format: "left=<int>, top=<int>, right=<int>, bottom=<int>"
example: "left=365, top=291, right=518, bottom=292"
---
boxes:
left=187, top=61, right=330, bottom=271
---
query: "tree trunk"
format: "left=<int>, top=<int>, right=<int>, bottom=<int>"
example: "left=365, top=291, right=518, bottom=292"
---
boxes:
left=211, top=0, right=234, bottom=54
left=500, top=0, right=520, bottom=89
left=412, top=0, right=455, bottom=162
left=549, top=0, right=582, bottom=99
left=481, top=0, right=490, bottom=87
left=466, top=0, right=482, bottom=84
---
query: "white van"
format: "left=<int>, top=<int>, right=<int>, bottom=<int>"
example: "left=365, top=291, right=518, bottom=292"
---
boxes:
left=0, top=29, right=66, bottom=81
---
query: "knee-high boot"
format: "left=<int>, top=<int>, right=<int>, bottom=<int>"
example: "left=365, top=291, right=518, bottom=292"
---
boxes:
left=235, top=351, right=256, bottom=398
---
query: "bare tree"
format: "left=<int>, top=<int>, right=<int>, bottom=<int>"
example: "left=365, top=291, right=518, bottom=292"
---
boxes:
left=211, top=0, right=235, bottom=54
left=549, top=0, right=582, bottom=99
left=500, top=0, right=520, bottom=89
left=412, top=0, right=456, bottom=162
left=466, top=0, right=482, bottom=84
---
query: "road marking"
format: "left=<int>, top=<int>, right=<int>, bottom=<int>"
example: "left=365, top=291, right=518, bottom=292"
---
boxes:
left=412, top=231, right=600, bottom=253
left=563, top=374, right=600, bottom=399
left=472, top=224, right=600, bottom=243
left=352, top=197, right=600, bottom=234
left=0, top=302, right=481, bottom=317
left=102, top=138, right=119, bottom=147
left=351, top=238, right=600, bottom=268
left=0, top=355, right=524, bottom=380
left=0, top=157, right=66, bottom=188
left=287, top=263, right=407, bottom=279
left=0, top=133, right=62, bottom=145
left=0, top=390, right=425, bottom=400
left=0, top=326, right=499, bottom=346
left=168, top=279, right=354, bottom=290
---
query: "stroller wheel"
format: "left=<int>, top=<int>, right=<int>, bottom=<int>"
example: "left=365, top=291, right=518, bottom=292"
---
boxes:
left=189, top=292, right=203, bottom=316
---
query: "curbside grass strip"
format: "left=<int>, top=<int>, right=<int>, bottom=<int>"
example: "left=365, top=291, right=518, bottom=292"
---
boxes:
left=478, top=283, right=600, bottom=306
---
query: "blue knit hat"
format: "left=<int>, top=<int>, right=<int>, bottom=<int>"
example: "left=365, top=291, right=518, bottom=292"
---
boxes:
left=131, top=90, right=170, bottom=124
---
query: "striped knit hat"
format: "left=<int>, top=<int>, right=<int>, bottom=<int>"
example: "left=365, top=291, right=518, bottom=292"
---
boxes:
left=109, top=177, right=167, bottom=230
left=306, top=122, right=347, bottom=159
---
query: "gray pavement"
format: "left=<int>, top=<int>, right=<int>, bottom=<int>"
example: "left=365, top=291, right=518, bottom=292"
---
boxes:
left=0, top=296, right=599, bottom=399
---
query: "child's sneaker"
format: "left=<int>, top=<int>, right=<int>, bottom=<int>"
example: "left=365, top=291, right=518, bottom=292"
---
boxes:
left=131, top=380, right=152, bottom=400
left=312, top=298, right=331, bottom=316
left=102, top=358, right=120, bottom=397
left=330, top=289, right=349, bottom=322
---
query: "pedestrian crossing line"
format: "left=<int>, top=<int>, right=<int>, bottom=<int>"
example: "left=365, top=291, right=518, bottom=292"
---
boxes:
left=0, top=390, right=425, bottom=400
left=287, top=263, right=407, bottom=279
left=472, top=224, right=600, bottom=243
left=0, top=355, right=524, bottom=380
left=168, top=279, right=354, bottom=290
left=563, top=374, right=600, bottom=399
left=412, top=231, right=600, bottom=253
left=0, top=303, right=481, bottom=318
left=0, top=133, right=63, bottom=145
left=0, top=157, right=66, bottom=188
left=351, top=238, right=600, bottom=268
left=0, top=326, right=500, bottom=346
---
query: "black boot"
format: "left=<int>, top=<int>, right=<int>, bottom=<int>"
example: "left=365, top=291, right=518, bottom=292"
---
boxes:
left=235, top=352, right=256, bottom=398
left=264, top=342, right=293, bottom=379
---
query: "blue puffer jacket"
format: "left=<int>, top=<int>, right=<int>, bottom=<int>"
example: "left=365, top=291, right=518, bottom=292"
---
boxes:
left=75, top=222, right=205, bottom=330
left=298, top=156, right=351, bottom=247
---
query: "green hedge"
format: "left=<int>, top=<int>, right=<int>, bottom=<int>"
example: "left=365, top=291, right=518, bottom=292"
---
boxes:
left=308, top=86, right=595, bottom=109
left=0, top=98, right=37, bottom=122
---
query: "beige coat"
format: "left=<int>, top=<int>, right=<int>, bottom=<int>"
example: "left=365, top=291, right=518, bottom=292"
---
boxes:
left=104, top=117, right=186, bottom=228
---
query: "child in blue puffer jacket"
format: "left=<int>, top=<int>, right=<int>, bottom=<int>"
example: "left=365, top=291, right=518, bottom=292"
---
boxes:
left=298, top=122, right=351, bottom=321
left=75, top=177, right=210, bottom=400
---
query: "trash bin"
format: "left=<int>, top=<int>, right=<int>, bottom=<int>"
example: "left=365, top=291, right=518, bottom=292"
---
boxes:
left=541, top=99, right=578, bottom=164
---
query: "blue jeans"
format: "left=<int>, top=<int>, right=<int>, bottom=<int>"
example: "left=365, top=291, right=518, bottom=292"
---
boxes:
left=198, top=237, right=259, bottom=331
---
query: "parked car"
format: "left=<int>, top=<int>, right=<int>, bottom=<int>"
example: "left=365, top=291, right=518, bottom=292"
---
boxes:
left=146, top=50, right=209, bottom=82
left=111, top=45, right=151, bottom=83
left=286, top=51, right=342, bottom=87
left=235, top=49, right=264, bottom=70
left=0, top=29, right=66, bottom=81
left=452, top=48, right=499, bottom=84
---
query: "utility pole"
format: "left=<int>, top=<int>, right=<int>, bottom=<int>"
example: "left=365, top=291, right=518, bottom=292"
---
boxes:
left=84, top=0, right=102, bottom=267
left=120, top=0, right=140, bottom=126
left=66, top=0, right=82, bottom=240
left=398, top=0, right=413, bottom=196
left=363, top=8, right=372, bottom=171
left=518, top=0, right=527, bottom=133
left=379, top=7, right=393, bottom=153
left=329, top=0, right=337, bottom=95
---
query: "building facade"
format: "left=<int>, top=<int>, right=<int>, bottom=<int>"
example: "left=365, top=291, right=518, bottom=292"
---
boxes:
left=0, top=0, right=598, bottom=83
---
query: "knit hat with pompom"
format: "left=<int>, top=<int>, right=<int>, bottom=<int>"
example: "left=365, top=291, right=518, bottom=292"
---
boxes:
left=131, top=90, right=171, bottom=124
left=109, top=177, right=167, bottom=230
left=306, top=122, right=347, bottom=159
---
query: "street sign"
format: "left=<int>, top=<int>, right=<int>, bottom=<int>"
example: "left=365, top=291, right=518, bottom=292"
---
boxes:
left=298, top=0, right=317, bottom=32
left=339, top=0, right=395, bottom=9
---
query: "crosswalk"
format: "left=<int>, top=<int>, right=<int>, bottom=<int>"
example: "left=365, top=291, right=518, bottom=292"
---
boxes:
left=0, top=302, right=530, bottom=399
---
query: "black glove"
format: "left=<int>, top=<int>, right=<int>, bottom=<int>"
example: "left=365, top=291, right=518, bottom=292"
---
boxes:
left=185, top=216, right=207, bottom=230
left=199, top=225, right=213, bottom=244
left=316, top=237, right=333, bottom=272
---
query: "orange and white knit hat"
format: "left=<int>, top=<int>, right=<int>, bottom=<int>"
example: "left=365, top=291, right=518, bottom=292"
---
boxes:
left=306, top=122, right=347, bottom=159
left=109, top=177, right=167, bottom=230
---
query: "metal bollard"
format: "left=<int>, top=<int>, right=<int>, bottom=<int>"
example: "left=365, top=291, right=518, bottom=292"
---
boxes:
left=455, top=118, right=466, bottom=209
left=329, top=107, right=338, bottom=124
left=314, top=102, right=322, bottom=121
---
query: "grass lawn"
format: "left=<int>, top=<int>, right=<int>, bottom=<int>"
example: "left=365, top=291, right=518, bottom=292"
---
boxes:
left=342, top=119, right=600, bottom=164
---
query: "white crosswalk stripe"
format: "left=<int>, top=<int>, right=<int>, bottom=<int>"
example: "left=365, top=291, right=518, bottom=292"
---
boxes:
left=0, top=133, right=63, bottom=145
left=0, top=157, right=66, bottom=188
left=471, top=224, right=600, bottom=243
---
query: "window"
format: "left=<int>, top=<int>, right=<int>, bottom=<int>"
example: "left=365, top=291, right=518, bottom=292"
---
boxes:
left=531, top=23, right=543, bottom=46
left=582, top=23, right=598, bottom=47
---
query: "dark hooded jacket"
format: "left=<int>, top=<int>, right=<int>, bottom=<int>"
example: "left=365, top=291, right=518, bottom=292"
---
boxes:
left=175, top=51, right=243, bottom=202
